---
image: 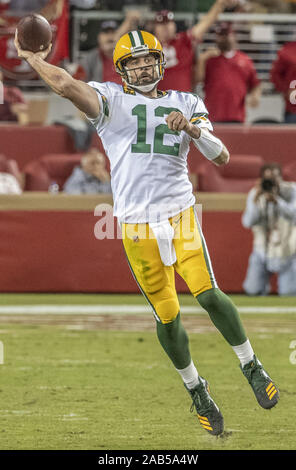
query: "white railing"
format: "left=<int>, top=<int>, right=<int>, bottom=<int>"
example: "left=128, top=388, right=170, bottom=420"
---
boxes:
left=199, top=13, right=296, bottom=94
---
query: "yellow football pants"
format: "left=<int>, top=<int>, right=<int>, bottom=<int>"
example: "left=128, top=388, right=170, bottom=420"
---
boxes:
left=122, top=206, right=217, bottom=324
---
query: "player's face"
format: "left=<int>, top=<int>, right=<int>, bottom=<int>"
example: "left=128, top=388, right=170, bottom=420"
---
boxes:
left=125, top=54, right=157, bottom=86
left=154, top=21, right=176, bottom=43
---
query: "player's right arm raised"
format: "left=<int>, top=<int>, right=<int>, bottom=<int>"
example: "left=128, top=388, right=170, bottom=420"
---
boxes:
left=14, top=31, right=100, bottom=119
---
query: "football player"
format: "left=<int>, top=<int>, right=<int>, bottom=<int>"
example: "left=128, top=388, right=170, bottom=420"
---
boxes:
left=14, top=28, right=279, bottom=436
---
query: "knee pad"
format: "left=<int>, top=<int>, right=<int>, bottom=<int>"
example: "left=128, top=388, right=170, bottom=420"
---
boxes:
left=155, top=297, right=180, bottom=324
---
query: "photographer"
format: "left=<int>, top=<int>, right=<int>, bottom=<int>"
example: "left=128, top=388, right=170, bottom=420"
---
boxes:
left=242, top=163, right=296, bottom=296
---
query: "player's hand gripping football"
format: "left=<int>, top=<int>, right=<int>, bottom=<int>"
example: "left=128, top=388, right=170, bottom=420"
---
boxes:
left=14, top=29, right=52, bottom=61
left=166, top=111, right=201, bottom=139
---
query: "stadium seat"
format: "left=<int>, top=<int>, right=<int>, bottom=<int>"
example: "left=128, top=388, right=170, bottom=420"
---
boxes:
left=283, top=161, right=296, bottom=182
left=194, top=154, right=265, bottom=192
left=23, top=153, right=83, bottom=191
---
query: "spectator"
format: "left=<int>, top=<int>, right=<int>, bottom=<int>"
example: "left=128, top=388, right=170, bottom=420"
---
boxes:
left=0, top=1, right=9, bottom=13
left=196, top=22, right=261, bottom=123
left=0, top=69, right=28, bottom=123
left=63, top=148, right=111, bottom=194
left=154, top=0, right=237, bottom=92
left=7, top=0, right=63, bottom=20
left=80, top=11, right=141, bottom=83
left=39, top=0, right=70, bottom=67
left=270, top=41, right=296, bottom=124
left=0, top=172, right=22, bottom=193
left=0, top=154, right=22, bottom=193
left=242, top=163, right=296, bottom=296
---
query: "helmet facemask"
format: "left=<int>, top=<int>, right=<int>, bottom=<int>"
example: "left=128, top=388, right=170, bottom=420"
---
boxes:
left=118, top=50, right=165, bottom=93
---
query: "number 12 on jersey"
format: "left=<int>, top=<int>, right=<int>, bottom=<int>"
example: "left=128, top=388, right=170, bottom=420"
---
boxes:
left=132, top=104, right=181, bottom=157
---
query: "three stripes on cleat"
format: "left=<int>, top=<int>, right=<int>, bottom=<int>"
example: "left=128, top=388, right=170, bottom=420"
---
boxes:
left=197, top=414, right=213, bottom=432
left=266, top=382, right=277, bottom=401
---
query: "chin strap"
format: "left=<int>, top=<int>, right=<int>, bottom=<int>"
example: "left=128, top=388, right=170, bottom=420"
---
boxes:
left=126, top=77, right=162, bottom=93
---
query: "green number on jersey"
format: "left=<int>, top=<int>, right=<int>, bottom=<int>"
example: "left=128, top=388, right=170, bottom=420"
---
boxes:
left=131, top=105, right=181, bottom=157
left=154, top=106, right=181, bottom=156
left=131, top=104, right=151, bottom=153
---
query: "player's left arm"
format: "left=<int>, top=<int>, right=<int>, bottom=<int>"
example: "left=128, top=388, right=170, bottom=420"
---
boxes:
left=191, top=0, right=237, bottom=41
left=166, top=111, right=229, bottom=166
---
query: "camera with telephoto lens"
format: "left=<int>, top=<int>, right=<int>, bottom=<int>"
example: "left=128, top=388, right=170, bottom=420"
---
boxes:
left=261, top=178, right=277, bottom=193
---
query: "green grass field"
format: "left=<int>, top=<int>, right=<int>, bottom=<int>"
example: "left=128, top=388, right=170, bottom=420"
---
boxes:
left=0, top=293, right=295, bottom=450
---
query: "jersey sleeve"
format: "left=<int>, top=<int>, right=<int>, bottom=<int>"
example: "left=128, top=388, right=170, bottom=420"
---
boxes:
left=189, top=95, right=213, bottom=131
left=85, top=81, right=111, bottom=131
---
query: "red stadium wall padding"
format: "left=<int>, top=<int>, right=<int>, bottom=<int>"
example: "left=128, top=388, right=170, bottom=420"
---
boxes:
left=0, top=210, right=265, bottom=294
left=213, top=125, right=296, bottom=168
left=0, top=126, right=76, bottom=169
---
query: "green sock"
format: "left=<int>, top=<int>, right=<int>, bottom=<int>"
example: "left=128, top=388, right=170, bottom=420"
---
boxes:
left=156, top=313, right=191, bottom=370
left=197, top=288, right=247, bottom=346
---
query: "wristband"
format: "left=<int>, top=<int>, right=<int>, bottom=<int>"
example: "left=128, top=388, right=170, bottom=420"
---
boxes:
left=192, top=128, right=223, bottom=161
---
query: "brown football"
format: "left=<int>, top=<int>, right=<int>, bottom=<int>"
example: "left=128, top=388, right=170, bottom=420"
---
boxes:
left=17, top=14, right=52, bottom=53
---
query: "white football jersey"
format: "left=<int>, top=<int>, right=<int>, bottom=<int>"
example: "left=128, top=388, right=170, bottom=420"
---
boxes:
left=87, top=81, right=213, bottom=223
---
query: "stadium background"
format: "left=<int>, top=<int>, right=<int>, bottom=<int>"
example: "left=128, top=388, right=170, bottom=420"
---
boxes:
left=0, top=0, right=296, bottom=452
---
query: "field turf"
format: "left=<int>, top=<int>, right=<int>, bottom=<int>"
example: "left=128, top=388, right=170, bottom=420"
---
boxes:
left=0, top=293, right=295, bottom=450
